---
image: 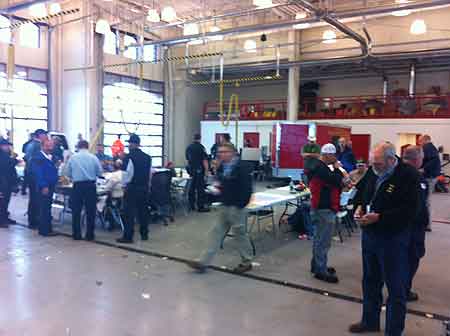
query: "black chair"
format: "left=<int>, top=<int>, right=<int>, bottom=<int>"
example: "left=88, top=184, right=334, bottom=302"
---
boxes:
left=149, top=170, right=173, bottom=225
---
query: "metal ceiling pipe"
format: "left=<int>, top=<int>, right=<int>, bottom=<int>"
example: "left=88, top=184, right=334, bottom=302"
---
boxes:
left=139, top=0, right=450, bottom=47
left=294, top=0, right=369, bottom=55
left=409, top=63, right=416, bottom=97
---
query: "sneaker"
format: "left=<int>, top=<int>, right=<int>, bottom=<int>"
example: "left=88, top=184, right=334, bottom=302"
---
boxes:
left=141, top=234, right=149, bottom=241
left=407, top=291, right=419, bottom=302
left=348, top=322, right=380, bottom=333
left=198, top=208, right=211, bottom=213
left=6, top=218, right=17, bottom=224
left=40, top=232, right=58, bottom=237
left=0, top=223, right=9, bottom=228
left=311, top=264, right=336, bottom=275
left=314, top=272, right=339, bottom=283
left=187, top=260, right=207, bottom=273
left=233, top=263, right=252, bottom=274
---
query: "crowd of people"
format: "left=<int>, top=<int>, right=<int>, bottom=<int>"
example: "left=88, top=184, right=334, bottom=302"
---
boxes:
left=0, top=127, right=444, bottom=335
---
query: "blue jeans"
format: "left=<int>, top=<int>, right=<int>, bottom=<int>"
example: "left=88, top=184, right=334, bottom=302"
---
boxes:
left=301, top=203, right=314, bottom=237
left=311, top=209, right=336, bottom=274
left=361, top=229, right=411, bottom=336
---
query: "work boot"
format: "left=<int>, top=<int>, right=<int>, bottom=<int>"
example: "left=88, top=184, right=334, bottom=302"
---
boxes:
left=348, top=322, right=380, bottom=333
left=116, top=237, right=133, bottom=244
left=407, top=291, right=419, bottom=302
left=314, top=272, right=339, bottom=283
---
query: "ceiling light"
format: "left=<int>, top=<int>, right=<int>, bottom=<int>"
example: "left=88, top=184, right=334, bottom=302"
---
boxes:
left=188, top=39, right=204, bottom=45
left=392, top=0, right=411, bottom=16
left=16, top=71, right=27, bottom=77
left=161, top=6, right=177, bottom=22
left=264, top=75, right=273, bottom=79
left=147, top=9, right=160, bottom=23
left=29, top=3, right=47, bottom=18
left=95, top=19, right=111, bottom=35
left=293, top=23, right=311, bottom=30
left=295, top=11, right=307, bottom=19
left=183, top=23, right=199, bottom=36
left=209, top=26, right=223, bottom=41
left=410, top=19, right=427, bottom=35
left=244, top=39, right=257, bottom=53
left=253, top=0, right=273, bottom=8
left=322, top=30, right=337, bottom=43
left=49, top=3, right=61, bottom=15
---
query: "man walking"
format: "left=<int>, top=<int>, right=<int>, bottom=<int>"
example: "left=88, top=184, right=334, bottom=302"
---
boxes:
left=188, top=143, right=254, bottom=274
left=305, top=143, right=344, bottom=283
left=25, top=129, right=48, bottom=229
left=32, top=138, right=59, bottom=237
left=185, top=133, right=209, bottom=212
left=349, top=142, right=420, bottom=336
left=64, top=140, right=103, bottom=241
left=117, top=134, right=151, bottom=244
left=402, top=145, right=429, bottom=302
left=418, top=134, right=440, bottom=231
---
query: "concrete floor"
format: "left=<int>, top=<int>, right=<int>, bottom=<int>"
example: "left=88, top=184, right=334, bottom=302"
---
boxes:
left=3, top=190, right=450, bottom=335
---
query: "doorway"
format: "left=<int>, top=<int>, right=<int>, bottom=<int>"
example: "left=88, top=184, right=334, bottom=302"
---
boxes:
left=351, top=134, right=371, bottom=162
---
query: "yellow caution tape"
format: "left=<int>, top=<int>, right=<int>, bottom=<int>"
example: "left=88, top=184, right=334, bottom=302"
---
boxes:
left=192, top=74, right=282, bottom=86
left=10, top=8, right=80, bottom=29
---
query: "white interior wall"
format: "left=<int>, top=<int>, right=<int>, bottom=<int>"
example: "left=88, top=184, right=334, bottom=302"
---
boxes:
left=201, top=118, right=450, bottom=156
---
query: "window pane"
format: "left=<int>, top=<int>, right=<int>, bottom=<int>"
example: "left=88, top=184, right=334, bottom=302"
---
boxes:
left=19, top=23, right=39, bottom=48
left=123, top=35, right=137, bottom=59
left=103, top=30, right=117, bottom=55
left=0, top=16, right=11, bottom=43
left=12, top=119, right=47, bottom=154
left=28, top=68, right=47, bottom=82
left=143, top=45, right=156, bottom=62
left=151, top=157, right=162, bottom=167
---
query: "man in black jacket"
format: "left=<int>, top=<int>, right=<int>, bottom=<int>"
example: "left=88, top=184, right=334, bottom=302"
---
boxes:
left=402, top=145, right=429, bottom=302
left=188, top=143, right=254, bottom=274
left=117, top=134, right=152, bottom=244
left=0, top=138, right=18, bottom=228
left=418, top=134, right=440, bottom=231
left=349, top=142, right=420, bottom=336
left=185, top=134, right=209, bottom=212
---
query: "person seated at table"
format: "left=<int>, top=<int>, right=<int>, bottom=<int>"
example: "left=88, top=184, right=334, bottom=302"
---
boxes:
left=96, top=143, right=113, bottom=172
left=164, top=161, right=177, bottom=178
left=104, top=159, right=124, bottom=199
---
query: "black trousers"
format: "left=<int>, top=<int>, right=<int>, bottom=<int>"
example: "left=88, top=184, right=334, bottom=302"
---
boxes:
left=407, top=229, right=426, bottom=295
left=122, top=188, right=149, bottom=240
left=22, top=166, right=30, bottom=194
left=37, top=187, right=54, bottom=236
left=0, top=190, right=8, bottom=226
left=28, top=179, right=40, bottom=229
left=71, top=181, right=97, bottom=239
left=188, top=170, right=206, bottom=210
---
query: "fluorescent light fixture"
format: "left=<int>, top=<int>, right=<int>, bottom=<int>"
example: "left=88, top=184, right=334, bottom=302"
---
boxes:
left=183, top=23, right=199, bottom=36
left=29, top=3, right=47, bottom=18
left=188, top=39, right=204, bottom=45
left=147, top=9, right=160, bottom=23
left=322, top=29, right=337, bottom=43
left=410, top=19, right=427, bottom=34
left=295, top=11, right=307, bottom=19
left=161, top=6, right=177, bottom=22
left=208, top=25, right=223, bottom=41
left=95, top=19, right=111, bottom=35
left=253, top=0, right=273, bottom=8
left=392, top=0, right=411, bottom=16
left=293, top=22, right=311, bottom=30
left=16, top=71, right=27, bottom=77
left=264, top=75, right=273, bottom=79
left=49, top=3, right=61, bottom=15
left=244, top=39, right=257, bottom=53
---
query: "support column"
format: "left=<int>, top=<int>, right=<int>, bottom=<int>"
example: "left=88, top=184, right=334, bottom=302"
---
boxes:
left=287, top=66, right=300, bottom=122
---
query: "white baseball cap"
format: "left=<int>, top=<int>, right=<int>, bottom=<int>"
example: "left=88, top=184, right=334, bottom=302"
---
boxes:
left=321, top=143, right=337, bottom=155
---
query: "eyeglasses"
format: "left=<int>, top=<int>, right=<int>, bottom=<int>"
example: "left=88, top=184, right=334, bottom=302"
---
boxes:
left=217, top=150, right=233, bottom=154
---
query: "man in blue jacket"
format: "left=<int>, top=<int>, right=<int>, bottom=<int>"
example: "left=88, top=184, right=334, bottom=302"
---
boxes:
left=418, top=134, right=440, bottom=231
left=32, top=138, right=59, bottom=237
left=337, top=137, right=357, bottom=173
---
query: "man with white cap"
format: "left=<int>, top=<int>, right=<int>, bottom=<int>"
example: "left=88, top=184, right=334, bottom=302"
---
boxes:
left=304, top=143, right=344, bottom=283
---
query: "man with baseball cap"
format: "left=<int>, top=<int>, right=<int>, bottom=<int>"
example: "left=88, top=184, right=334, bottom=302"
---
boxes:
left=117, top=133, right=152, bottom=244
left=304, top=143, right=344, bottom=283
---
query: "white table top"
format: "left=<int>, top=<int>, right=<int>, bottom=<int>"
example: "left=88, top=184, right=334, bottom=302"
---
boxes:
left=246, top=187, right=310, bottom=211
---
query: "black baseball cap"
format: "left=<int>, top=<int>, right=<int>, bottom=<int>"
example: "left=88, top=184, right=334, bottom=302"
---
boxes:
left=127, top=133, right=141, bottom=145
left=0, top=137, right=12, bottom=145
left=34, top=129, right=47, bottom=136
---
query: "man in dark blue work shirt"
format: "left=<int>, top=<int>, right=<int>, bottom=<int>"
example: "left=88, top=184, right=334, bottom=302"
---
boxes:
left=185, top=134, right=209, bottom=212
left=349, top=142, right=420, bottom=336
left=0, top=138, right=18, bottom=228
left=25, top=129, right=48, bottom=230
left=418, top=134, right=440, bottom=231
left=402, top=145, right=429, bottom=302
left=32, top=138, right=59, bottom=237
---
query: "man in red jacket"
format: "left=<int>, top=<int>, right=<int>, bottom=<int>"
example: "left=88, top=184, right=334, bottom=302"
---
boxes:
left=304, top=143, right=344, bottom=283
